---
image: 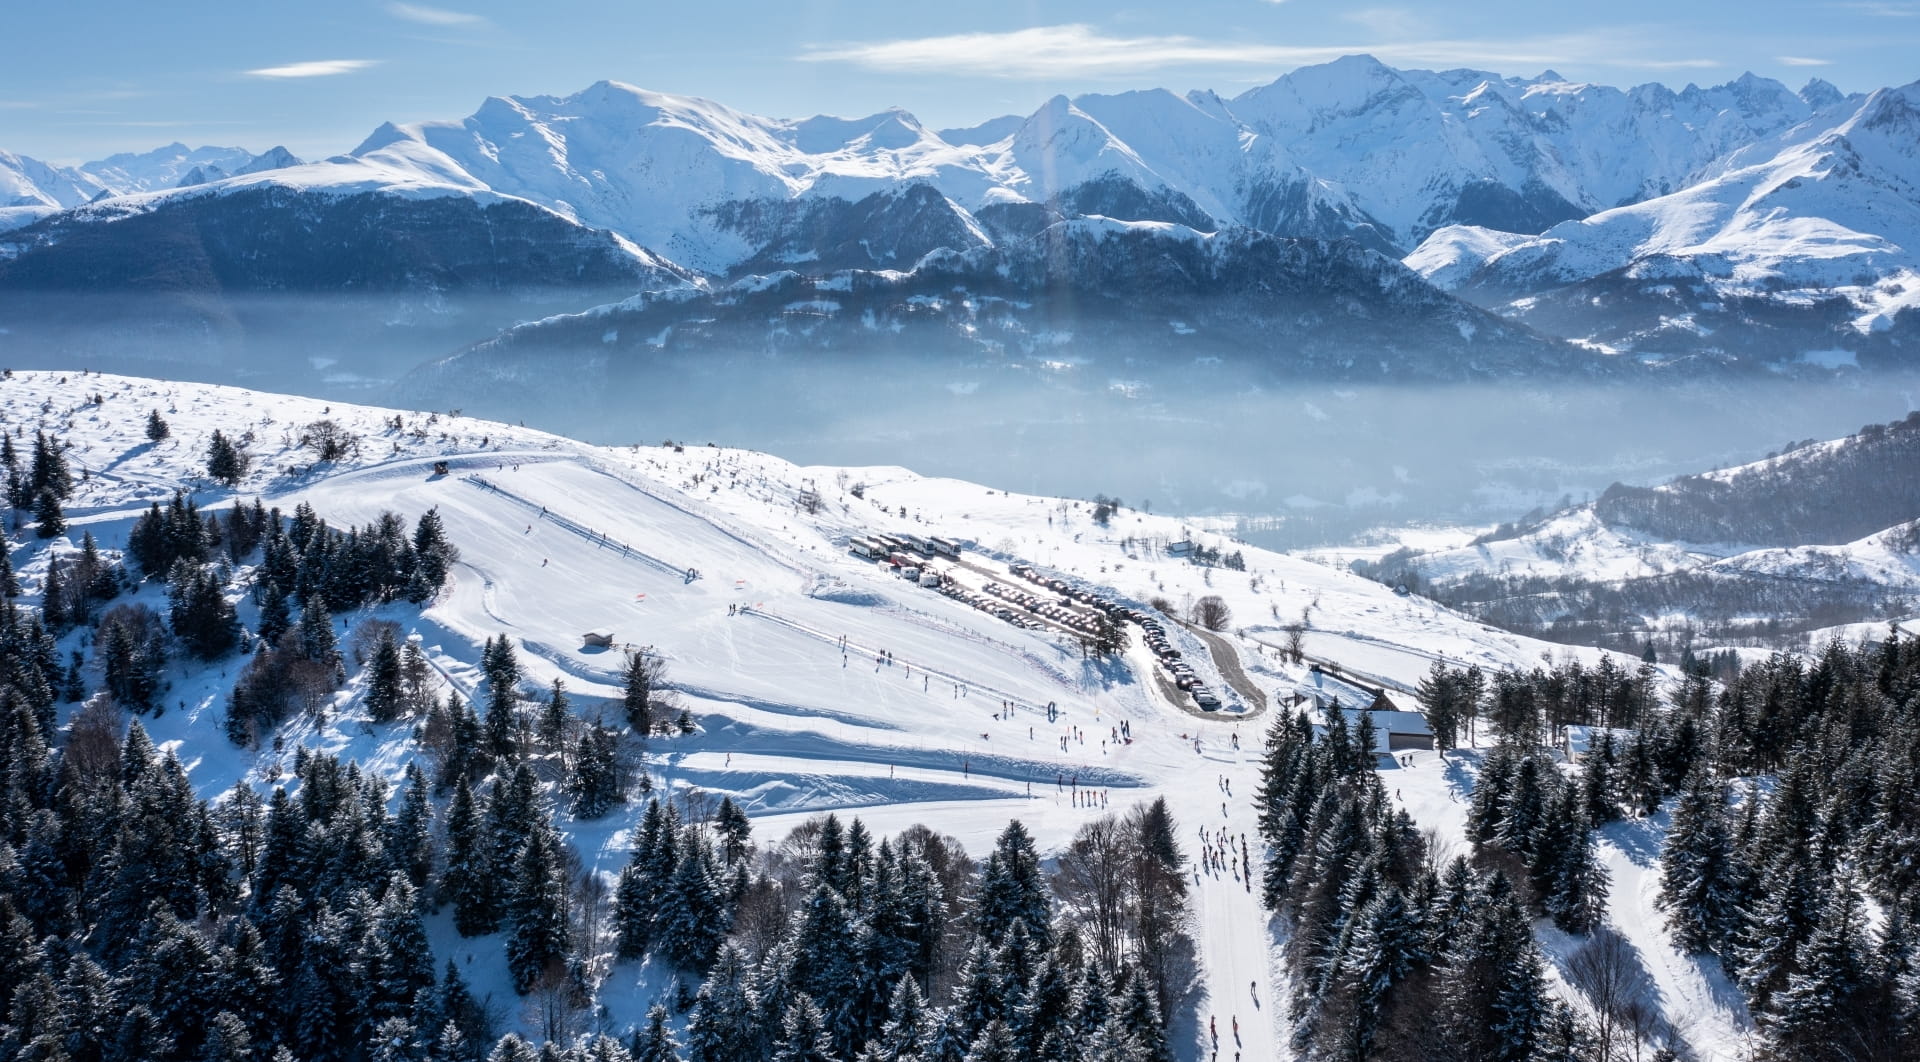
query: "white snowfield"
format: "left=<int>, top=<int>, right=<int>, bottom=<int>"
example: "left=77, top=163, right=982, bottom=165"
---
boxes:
left=2, top=371, right=1752, bottom=1059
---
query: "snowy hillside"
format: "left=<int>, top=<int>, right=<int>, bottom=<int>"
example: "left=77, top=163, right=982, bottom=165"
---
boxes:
left=1347, top=412, right=1920, bottom=650
left=0, top=370, right=1759, bottom=1057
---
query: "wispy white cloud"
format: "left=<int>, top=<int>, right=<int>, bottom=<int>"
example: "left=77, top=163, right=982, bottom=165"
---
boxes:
left=244, top=59, right=380, bottom=79
left=386, top=3, right=488, bottom=27
left=1777, top=55, right=1834, bottom=66
left=1834, top=1, right=1918, bottom=16
left=799, top=24, right=1717, bottom=80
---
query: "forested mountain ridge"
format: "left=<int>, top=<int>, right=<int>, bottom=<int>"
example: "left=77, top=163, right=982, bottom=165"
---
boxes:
left=1351, top=412, right=1920, bottom=651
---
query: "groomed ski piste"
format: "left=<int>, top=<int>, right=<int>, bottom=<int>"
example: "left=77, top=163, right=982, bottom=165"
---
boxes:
left=2, top=370, right=1754, bottom=1060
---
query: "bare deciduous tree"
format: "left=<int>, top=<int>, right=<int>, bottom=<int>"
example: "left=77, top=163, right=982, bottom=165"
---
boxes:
left=1191, top=595, right=1232, bottom=632
left=1282, top=622, right=1307, bottom=664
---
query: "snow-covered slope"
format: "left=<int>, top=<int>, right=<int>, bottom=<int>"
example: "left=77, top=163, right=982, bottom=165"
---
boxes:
left=1362, top=412, right=1920, bottom=646
left=2, top=370, right=1749, bottom=1055
left=1408, top=82, right=1920, bottom=357
left=1416, top=82, right=1920, bottom=294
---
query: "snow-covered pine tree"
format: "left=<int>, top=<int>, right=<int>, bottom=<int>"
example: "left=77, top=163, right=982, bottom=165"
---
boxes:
left=567, top=724, right=621, bottom=819
left=442, top=775, right=501, bottom=936
left=365, top=626, right=404, bottom=723
left=684, top=945, right=762, bottom=1062
left=631, top=1002, right=682, bottom=1062
left=974, top=820, right=1051, bottom=951
left=505, top=823, right=572, bottom=994
left=1765, top=874, right=1873, bottom=1057
left=771, top=995, right=836, bottom=1062
left=1659, top=766, right=1737, bottom=954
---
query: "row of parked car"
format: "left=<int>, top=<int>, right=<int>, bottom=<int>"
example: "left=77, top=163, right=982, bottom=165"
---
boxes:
left=976, top=580, right=1107, bottom=636
left=1009, top=565, right=1223, bottom=710
left=936, top=579, right=1050, bottom=630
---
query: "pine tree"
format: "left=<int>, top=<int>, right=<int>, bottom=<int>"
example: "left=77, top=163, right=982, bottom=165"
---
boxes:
left=505, top=824, right=571, bottom=994
left=443, top=775, right=500, bottom=936
left=486, top=1034, right=540, bottom=1062
left=257, top=582, right=292, bottom=646
left=198, top=1009, right=251, bottom=1061
left=29, top=431, right=73, bottom=501
left=33, top=487, right=65, bottom=539
left=567, top=724, right=621, bottom=819
left=1660, top=768, right=1736, bottom=954
left=1417, top=661, right=1461, bottom=749
left=296, top=593, right=339, bottom=669
left=483, top=636, right=519, bottom=759
left=860, top=976, right=933, bottom=1062
left=145, top=410, right=170, bottom=442
left=0, top=542, right=17, bottom=598
left=400, top=636, right=433, bottom=714
left=685, top=945, right=762, bottom=1062
left=206, top=430, right=249, bottom=487
left=1767, top=876, right=1872, bottom=1057
left=623, top=650, right=657, bottom=736
left=1115, top=970, right=1171, bottom=1062
left=408, top=507, right=457, bottom=602
left=632, top=1003, right=683, bottom=1062
left=975, top=820, right=1051, bottom=951
left=715, top=797, right=752, bottom=866
left=366, top=626, right=405, bottom=723
left=390, top=763, right=434, bottom=890
left=539, top=677, right=569, bottom=754
left=1542, top=805, right=1609, bottom=935
left=771, top=996, right=836, bottom=1062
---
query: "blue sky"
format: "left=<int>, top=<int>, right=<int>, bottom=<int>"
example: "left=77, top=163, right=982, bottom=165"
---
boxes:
left=5, top=0, right=1919, bottom=163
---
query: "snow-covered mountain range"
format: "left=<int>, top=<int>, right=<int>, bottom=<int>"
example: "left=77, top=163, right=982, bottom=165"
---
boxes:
left=0, top=142, right=300, bottom=226
left=4, top=56, right=1918, bottom=376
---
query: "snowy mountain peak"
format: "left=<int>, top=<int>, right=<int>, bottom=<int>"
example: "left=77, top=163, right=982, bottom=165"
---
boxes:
left=1800, top=77, right=1847, bottom=111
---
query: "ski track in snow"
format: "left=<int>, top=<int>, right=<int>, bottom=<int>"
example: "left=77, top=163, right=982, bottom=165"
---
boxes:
left=0, top=371, right=1753, bottom=1056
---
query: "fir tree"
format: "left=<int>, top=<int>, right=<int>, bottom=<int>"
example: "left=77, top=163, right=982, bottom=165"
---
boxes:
left=408, top=507, right=458, bottom=602
left=975, top=820, right=1051, bottom=951
left=257, top=582, right=292, bottom=646
left=632, top=1003, right=683, bottom=1062
left=443, top=776, right=500, bottom=936
left=538, top=677, right=569, bottom=754
left=567, top=724, right=621, bottom=819
left=771, top=996, right=836, bottom=1062
left=622, top=650, right=658, bottom=736
left=33, top=487, right=64, bottom=539
left=145, top=410, right=170, bottom=442
left=1660, top=767, right=1737, bottom=954
left=29, top=431, right=73, bottom=501
left=1767, top=875, right=1872, bottom=1057
left=365, top=626, right=405, bottom=723
left=715, top=797, right=752, bottom=866
left=206, top=431, right=249, bottom=487
left=505, top=824, right=571, bottom=994
left=685, top=945, right=762, bottom=1062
